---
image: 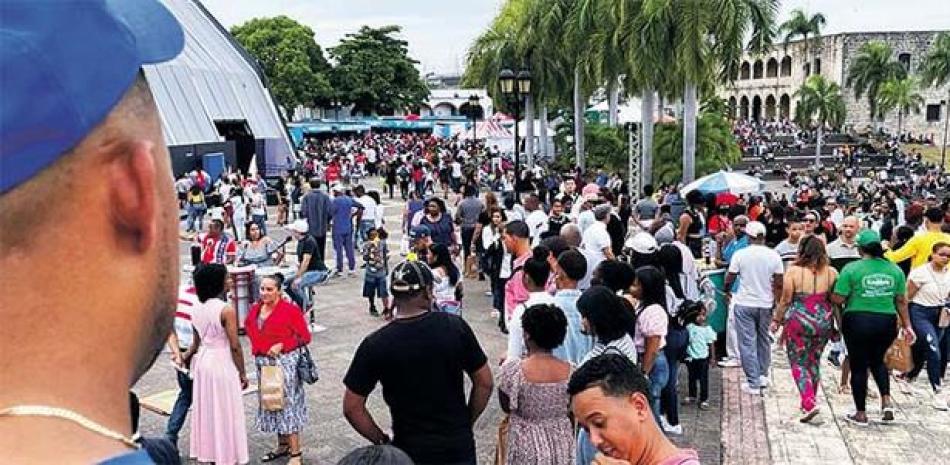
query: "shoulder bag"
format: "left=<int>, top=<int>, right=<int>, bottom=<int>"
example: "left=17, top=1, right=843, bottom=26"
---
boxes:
left=291, top=330, right=319, bottom=384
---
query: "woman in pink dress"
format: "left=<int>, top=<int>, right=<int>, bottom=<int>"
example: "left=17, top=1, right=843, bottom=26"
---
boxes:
left=183, top=264, right=250, bottom=464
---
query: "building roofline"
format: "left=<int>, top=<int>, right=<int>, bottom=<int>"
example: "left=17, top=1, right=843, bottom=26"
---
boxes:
left=777, top=29, right=949, bottom=45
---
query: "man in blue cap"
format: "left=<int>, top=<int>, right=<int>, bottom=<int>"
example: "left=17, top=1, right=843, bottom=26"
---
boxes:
left=0, top=1, right=184, bottom=464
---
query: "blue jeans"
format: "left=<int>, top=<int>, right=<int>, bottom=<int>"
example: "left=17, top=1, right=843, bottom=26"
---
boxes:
left=252, top=213, right=267, bottom=236
left=576, top=428, right=598, bottom=465
left=646, top=351, right=669, bottom=427
left=164, top=367, right=193, bottom=444
left=661, top=326, right=689, bottom=425
left=286, top=270, right=329, bottom=310
left=186, top=205, right=206, bottom=232
left=333, top=231, right=356, bottom=272
left=734, top=304, right=773, bottom=388
left=908, top=303, right=946, bottom=390
left=356, top=219, right=375, bottom=248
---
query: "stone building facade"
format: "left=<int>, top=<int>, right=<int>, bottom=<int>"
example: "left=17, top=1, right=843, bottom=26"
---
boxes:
left=718, top=30, right=950, bottom=139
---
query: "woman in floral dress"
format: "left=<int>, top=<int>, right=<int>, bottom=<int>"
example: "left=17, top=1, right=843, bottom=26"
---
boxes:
left=498, top=303, right=574, bottom=465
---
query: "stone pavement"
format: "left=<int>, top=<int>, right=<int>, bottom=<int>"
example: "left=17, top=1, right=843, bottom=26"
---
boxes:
left=747, top=341, right=950, bottom=465
left=144, top=183, right=722, bottom=464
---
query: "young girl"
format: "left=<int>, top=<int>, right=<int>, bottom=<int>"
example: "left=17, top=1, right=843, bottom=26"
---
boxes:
left=428, top=243, right=463, bottom=315
left=684, top=303, right=717, bottom=410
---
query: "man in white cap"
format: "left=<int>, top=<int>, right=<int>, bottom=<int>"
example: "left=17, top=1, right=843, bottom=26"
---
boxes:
left=286, top=219, right=329, bottom=310
left=724, top=221, right=784, bottom=395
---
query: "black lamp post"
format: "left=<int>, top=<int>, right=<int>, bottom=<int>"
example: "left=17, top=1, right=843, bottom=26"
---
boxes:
left=499, top=67, right=531, bottom=195
left=331, top=99, right=342, bottom=121
left=468, top=94, right=481, bottom=140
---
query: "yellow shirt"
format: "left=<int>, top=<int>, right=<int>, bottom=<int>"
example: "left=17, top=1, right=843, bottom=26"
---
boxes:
left=885, top=230, right=950, bottom=269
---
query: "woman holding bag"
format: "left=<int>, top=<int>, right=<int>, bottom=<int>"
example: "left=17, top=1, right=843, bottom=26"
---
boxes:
left=901, top=242, right=950, bottom=410
left=246, top=276, right=312, bottom=464
left=830, top=229, right=915, bottom=426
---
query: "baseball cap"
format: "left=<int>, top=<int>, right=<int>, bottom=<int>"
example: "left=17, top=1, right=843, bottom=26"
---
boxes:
left=409, top=225, right=431, bottom=240
left=627, top=232, right=658, bottom=254
left=331, top=183, right=344, bottom=193
left=390, top=260, right=434, bottom=293
left=1, top=0, right=185, bottom=194
left=288, top=219, right=309, bottom=234
left=745, top=221, right=767, bottom=238
left=856, top=228, right=881, bottom=247
left=654, top=224, right=675, bottom=245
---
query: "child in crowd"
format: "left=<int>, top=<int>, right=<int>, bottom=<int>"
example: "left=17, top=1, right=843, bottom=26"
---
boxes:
left=685, top=306, right=718, bottom=409
left=361, top=228, right=390, bottom=317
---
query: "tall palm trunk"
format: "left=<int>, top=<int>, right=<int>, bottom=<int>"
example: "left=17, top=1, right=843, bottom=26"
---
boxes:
left=657, top=94, right=664, bottom=120
left=682, top=83, right=698, bottom=183
left=540, top=103, right=549, bottom=160
left=641, top=88, right=655, bottom=186
left=573, top=66, right=585, bottom=169
left=607, top=79, right=620, bottom=127
left=815, top=123, right=823, bottom=168
left=525, top=94, right=535, bottom=165
left=897, top=109, right=903, bottom=137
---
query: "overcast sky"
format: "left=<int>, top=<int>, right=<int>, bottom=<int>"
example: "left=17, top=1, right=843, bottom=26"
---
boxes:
left=201, top=0, right=950, bottom=74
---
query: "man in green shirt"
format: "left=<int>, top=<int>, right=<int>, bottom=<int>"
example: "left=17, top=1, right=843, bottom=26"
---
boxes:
left=831, top=229, right=915, bottom=426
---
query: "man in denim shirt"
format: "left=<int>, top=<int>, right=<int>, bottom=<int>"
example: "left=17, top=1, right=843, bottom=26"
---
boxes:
left=551, top=249, right=594, bottom=365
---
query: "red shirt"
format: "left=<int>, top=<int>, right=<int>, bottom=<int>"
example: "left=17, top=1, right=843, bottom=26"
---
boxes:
left=244, top=300, right=311, bottom=356
left=198, top=233, right=237, bottom=264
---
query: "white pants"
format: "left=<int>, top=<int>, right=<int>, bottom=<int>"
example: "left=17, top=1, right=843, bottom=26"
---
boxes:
left=726, top=301, right=740, bottom=360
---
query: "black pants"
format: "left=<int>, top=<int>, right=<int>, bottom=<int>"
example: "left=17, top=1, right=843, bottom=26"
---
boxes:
left=687, top=358, right=710, bottom=402
left=387, top=183, right=395, bottom=199
left=315, top=235, right=327, bottom=262
left=842, top=311, right=897, bottom=412
left=461, top=227, right=476, bottom=260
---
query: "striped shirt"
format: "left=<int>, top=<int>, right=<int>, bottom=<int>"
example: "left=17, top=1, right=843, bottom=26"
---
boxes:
left=174, top=286, right=198, bottom=350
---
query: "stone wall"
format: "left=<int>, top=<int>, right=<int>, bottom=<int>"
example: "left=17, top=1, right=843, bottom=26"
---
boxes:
left=717, top=30, right=949, bottom=141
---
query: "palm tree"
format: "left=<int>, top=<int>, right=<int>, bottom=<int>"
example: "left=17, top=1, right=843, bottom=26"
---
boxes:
left=777, top=8, right=826, bottom=81
left=845, top=41, right=906, bottom=130
left=877, top=77, right=924, bottom=136
left=795, top=75, right=846, bottom=167
left=919, top=32, right=950, bottom=166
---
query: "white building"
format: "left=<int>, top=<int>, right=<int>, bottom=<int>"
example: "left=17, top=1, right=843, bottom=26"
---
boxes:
left=420, top=88, right=494, bottom=118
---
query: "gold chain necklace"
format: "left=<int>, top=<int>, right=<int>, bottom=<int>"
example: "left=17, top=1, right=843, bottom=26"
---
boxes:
left=0, top=405, right=140, bottom=449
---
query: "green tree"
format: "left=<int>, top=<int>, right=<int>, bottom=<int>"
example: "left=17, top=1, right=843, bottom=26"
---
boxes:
left=845, top=41, right=906, bottom=127
left=231, top=16, right=333, bottom=113
left=777, top=8, right=826, bottom=82
left=920, top=32, right=950, bottom=89
left=651, top=113, right=742, bottom=185
left=329, top=26, right=429, bottom=116
left=794, top=75, right=846, bottom=166
left=877, top=77, right=924, bottom=136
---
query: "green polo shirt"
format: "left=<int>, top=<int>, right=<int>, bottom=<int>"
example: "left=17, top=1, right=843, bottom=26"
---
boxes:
left=833, top=257, right=906, bottom=315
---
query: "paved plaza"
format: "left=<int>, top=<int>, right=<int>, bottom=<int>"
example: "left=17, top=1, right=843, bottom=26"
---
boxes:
left=135, top=180, right=950, bottom=464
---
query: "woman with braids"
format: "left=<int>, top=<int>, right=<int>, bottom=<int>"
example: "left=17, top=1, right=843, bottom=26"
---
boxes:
left=770, top=235, right=838, bottom=423
left=498, top=304, right=574, bottom=465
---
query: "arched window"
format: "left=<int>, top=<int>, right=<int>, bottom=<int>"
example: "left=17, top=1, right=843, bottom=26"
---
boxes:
left=766, top=58, right=778, bottom=78
left=753, top=60, right=764, bottom=79
left=780, top=56, right=792, bottom=77
left=740, top=62, right=751, bottom=80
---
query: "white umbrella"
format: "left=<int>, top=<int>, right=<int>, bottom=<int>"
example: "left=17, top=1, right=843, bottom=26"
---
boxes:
left=680, top=170, right=764, bottom=195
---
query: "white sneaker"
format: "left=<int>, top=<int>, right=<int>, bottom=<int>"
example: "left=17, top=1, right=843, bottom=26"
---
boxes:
left=484, top=290, right=493, bottom=297
left=741, top=382, right=762, bottom=395
left=933, top=391, right=949, bottom=411
left=759, top=376, right=771, bottom=388
left=718, top=358, right=741, bottom=368
left=663, top=423, right=683, bottom=435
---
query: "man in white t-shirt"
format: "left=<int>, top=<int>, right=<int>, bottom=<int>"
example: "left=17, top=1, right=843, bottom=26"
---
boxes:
left=353, top=185, right=377, bottom=248
left=523, top=193, right=548, bottom=243
left=724, top=221, right=783, bottom=395
left=581, top=204, right=614, bottom=272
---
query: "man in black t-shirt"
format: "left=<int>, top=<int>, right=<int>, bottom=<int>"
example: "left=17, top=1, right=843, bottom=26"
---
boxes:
left=343, top=261, right=494, bottom=465
left=285, top=219, right=328, bottom=310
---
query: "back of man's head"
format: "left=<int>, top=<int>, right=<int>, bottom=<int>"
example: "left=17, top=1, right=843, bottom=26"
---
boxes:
left=309, top=178, right=322, bottom=190
left=557, top=249, right=588, bottom=282
left=505, top=220, right=530, bottom=240
left=926, top=207, right=944, bottom=224
left=561, top=223, right=582, bottom=247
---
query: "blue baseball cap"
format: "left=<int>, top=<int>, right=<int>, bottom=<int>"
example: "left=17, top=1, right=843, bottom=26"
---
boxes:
left=409, top=225, right=431, bottom=240
left=0, top=0, right=185, bottom=194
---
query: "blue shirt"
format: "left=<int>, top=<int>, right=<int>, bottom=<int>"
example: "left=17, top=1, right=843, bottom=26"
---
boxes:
left=551, top=289, right=594, bottom=365
left=686, top=323, right=717, bottom=360
left=723, top=235, right=750, bottom=292
left=98, top=450, right=154, bottom=465
left=331, top=195, right=361, bottom=234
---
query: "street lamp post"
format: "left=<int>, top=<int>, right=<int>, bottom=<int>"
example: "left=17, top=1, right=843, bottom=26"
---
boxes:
left=467, top=94, right=481, bottom=140
left=330, top=99, right=341, bottom=121
left=499, top=67, right=531, bottom=196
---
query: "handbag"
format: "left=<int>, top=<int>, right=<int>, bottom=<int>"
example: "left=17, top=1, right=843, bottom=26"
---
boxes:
left=493, top=414, right=509, bottom=465
left=260, top=364, right=285, bottom=412
left=292, top=332, right=319, bottom=384
left=884, top=327, right=914, bottom=373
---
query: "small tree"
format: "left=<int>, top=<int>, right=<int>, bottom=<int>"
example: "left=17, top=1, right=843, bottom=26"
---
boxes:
left=877, top=77, right=924, bottom=136
left=795, top=75, right=846, bottom=167
left=845, top=41, right=906, bottom=128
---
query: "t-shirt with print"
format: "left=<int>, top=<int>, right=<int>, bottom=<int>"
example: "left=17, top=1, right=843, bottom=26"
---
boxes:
left=343, top=312, right=488, bottom=464
left=833, top=258, right=906, bottom=315
left=634, top=304, right=668, bottom=353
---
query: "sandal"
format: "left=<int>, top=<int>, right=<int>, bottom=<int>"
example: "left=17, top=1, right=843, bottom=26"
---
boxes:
left=261, top=446, right=290, bottom=462
left=881, top=406, right=896, bottom=423
left=288, top=452, right=303, bottom=465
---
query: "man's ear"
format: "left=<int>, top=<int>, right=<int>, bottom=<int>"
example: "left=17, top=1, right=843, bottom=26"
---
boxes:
left=109, top=140, right=157, bottom=253
left=626, top=392, right=652, bottom=421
